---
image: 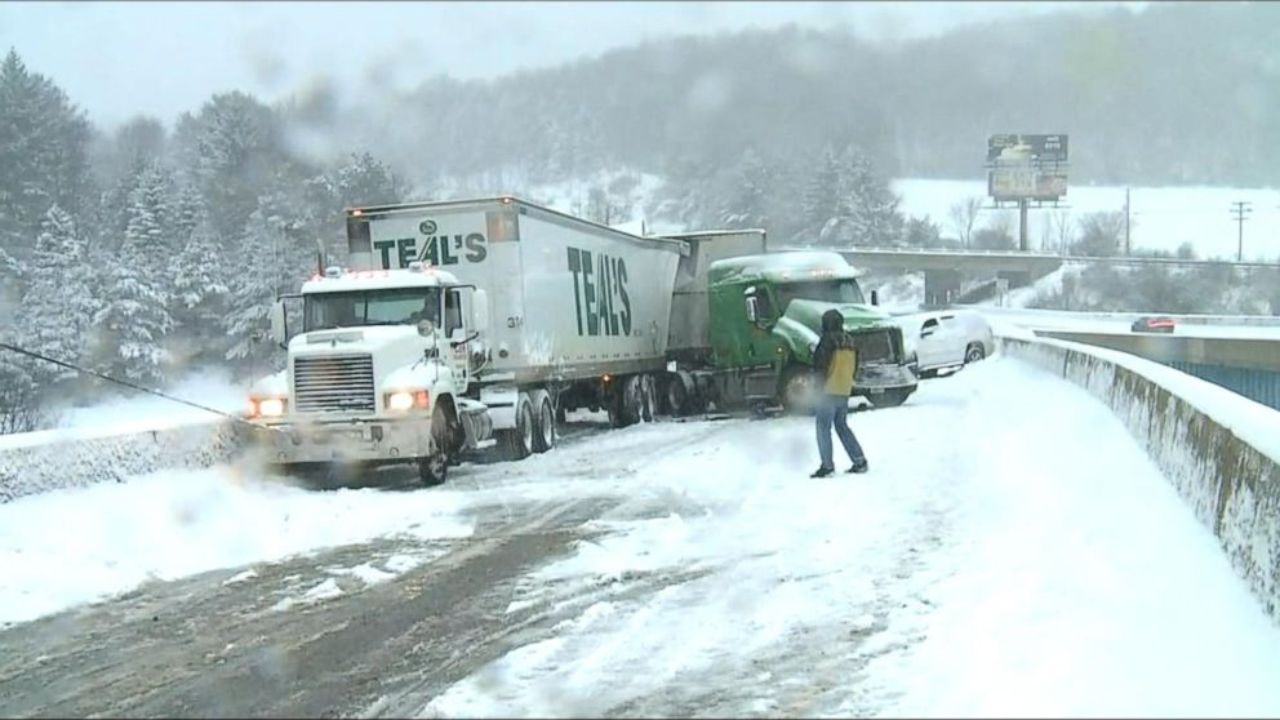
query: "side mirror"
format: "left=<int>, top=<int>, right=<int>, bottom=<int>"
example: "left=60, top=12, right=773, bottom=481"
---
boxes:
left=270, top=300, right=287, bottom=347
left=472, top=288, right=490, bottom=334
left=870, top=290, right=879, bottom=307
left=745, top=296, right=759, bottom=323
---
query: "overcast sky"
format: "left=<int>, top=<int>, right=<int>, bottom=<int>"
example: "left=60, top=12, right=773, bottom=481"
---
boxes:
left=1, top=1, right=1138, bottom=130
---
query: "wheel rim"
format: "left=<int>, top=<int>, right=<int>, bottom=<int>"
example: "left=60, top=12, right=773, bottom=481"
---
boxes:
left=540, top=401, right=555, bottom=448
left=967, top=346, right=984, bottom=363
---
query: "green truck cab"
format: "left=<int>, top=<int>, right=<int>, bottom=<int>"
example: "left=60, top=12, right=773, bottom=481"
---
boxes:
left=664, top=232, right=917, bottom=415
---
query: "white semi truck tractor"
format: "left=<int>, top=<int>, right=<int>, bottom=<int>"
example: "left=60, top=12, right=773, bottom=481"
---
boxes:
left=247, top=196, right=686, bottom=486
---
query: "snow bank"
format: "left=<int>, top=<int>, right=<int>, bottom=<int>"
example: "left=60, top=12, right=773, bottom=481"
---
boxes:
left=0, top=418, right=245, bottom=504
left=998, top=333, right=1280, bottom=620
left=0, top=465, right=472, bottom=625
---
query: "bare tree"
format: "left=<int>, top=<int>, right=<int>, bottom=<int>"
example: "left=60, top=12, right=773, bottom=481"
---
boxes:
left=1050, top=210, right=1073, bottom=255
left=948, top=196, right=983, bottom=249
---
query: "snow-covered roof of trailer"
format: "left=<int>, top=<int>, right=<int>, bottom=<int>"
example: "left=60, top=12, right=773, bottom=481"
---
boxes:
left=300, top=266, right=461, bottom=294
left=662, top=228, right=768, bottom=239
left=707, top=251, right=863, bottom=287
left=347, top=195, right=687, bottom=252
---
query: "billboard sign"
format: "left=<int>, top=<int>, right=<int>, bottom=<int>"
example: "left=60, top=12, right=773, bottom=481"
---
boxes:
left=987, top=134, right=1069, bottom=202
left=986, top=134, right=1069, bottom=164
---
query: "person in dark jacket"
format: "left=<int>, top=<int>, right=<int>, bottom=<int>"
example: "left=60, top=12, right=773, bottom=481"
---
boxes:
left=810, top=309, right=868, bottom=477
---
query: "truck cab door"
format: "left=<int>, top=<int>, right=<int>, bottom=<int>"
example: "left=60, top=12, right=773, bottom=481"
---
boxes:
left=742, top=285, right=779, bottom=366
left=445, top=289, right=470, bottom=387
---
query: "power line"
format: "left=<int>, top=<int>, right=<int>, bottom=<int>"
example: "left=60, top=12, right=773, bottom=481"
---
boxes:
left=0, top=342, right=271, bottom=431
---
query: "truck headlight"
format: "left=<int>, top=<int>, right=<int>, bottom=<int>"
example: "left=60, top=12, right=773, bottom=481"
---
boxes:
left=249, top=396, right=287, bottom=418
left=385, top=390, right=430, bottom=412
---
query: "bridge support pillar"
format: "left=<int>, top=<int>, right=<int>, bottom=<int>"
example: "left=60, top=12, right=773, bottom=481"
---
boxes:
left=997, top=270, right=1032, bottom=289
left=924, top=269, right=963, bottom=307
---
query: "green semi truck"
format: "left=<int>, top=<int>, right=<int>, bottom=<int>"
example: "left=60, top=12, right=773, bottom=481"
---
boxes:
left=635, top=230, right=918, bottom=419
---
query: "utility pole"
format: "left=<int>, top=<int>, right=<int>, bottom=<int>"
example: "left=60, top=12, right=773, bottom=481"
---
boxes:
left=1124, top=187, right=1131, bottom=256
left=1231, top=200, right=1252, bottom=262
left=1018, top=198, right=1029, bottom=252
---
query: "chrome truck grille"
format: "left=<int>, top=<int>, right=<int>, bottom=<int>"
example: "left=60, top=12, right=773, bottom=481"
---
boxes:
left=293, top=354, right=375, bottom=414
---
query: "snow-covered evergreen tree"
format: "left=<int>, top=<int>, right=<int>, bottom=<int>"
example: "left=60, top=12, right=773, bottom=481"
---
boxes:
left=795, top=144, right=904, bottom=247
left=222, top=203, right=282, bottom=365
left=169, top=212, right=231, bottom=367
left=798, top=145, right=842, bottom=240
left=91, top=166, right=176, bottom=384
left=719, top=148, right=772, bottom=229
left=0, top=49, right=94, bottom=261
left=15, top=205, right=95, bottom=383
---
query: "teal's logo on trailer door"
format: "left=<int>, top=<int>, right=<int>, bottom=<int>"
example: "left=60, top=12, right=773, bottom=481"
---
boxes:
left=372, top=218, right=487, bottom=268
left=566, top=246, right=632, bottom=337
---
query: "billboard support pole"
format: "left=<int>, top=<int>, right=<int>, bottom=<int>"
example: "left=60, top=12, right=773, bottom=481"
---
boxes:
left=1018, top=198, right=1029, bottom=252
left=1124, top=187, right=1131, bottom=256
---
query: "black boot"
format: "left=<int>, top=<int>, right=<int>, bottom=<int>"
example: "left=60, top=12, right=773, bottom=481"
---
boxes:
left=848, top=459, right=868, bottom=474
left=810, top=466, right=834, bottom=478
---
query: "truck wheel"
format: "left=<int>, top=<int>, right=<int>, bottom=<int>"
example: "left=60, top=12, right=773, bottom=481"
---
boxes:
left=780, top=365, right=819, bottom=415
left=610, top=376, right=643, bottom=428
left=419, top=407, right=450, bottom=486
left=867, top=388, right=913, bottom=408
left=640, top=374, right=657, bottom=423
left=531, top=392, right=556, bottom=454
left=665, top=374, right=689, bottom=417
left=964, top=343, right=985, bottom=364
left=499, top=393, right=535, bottom=460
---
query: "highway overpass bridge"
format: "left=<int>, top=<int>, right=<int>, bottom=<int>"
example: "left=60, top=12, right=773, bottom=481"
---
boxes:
left=770, top=246, right=1278, bottom=307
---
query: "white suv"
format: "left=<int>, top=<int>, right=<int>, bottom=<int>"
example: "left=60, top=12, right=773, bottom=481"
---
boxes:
left=897, top=310, right=995, bottom=379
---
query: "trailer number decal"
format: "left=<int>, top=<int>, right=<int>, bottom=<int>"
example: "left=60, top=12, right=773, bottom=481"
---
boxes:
left=566, top=246, right=632, bottom=338
left=372, top=227, right=487, bottom=269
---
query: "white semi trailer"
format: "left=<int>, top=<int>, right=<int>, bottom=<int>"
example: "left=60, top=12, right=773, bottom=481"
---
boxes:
left=248, top=197, right=685, bottom=485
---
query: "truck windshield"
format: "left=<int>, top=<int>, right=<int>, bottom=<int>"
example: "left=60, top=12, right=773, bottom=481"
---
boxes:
left=304, top=288, right=442, bottom=331
left=775, top=278, right=866, bottom=310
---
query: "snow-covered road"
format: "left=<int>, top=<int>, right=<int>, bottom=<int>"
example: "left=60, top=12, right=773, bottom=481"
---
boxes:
left=3, top=356, right=1279, bottom=717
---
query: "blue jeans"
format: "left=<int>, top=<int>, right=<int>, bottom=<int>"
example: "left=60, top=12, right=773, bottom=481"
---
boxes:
left=815, top=394, right=866, bottom=470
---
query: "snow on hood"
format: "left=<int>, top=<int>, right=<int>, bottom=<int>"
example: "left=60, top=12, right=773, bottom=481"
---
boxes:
left=782, top=298, right=892, bottom=332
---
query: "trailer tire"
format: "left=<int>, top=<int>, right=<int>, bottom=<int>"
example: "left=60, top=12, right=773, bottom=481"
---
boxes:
left=640, top=374, right=657, bottom=423
left=498, top=393, right=535, bottom=461
left=531, top=391, right=556, bottom=453
left=610, top=376, right=643, bottom=428
left=418, top=407, right=451, bottom=486
left=665, top=373, right=690, bottom=417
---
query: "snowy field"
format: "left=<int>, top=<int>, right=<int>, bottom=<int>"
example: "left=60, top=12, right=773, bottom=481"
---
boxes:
left=5, top=356, right=1279, bottom=715
left=893, top=178, right=1280, bottom=262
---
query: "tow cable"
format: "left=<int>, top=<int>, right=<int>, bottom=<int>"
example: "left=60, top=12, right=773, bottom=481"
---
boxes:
left=0, top=341, right=274, bottom=432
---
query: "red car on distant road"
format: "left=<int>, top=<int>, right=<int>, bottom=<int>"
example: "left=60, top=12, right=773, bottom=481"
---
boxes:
left=1131, top=316, right=1176, bottom=333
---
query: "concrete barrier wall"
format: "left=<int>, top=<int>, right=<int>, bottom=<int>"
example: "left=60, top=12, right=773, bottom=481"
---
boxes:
left=0, top=420, right=249, bottom=504
left=999, top=335, right=1280, bottom=622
